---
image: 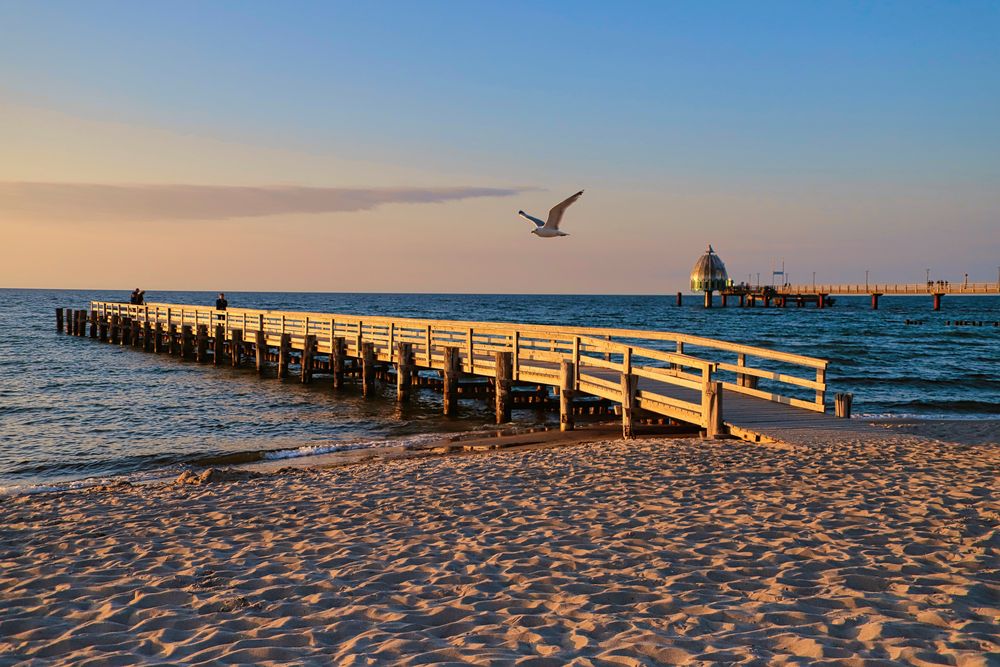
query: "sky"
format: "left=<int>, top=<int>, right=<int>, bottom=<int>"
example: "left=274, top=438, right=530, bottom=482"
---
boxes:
left=1, top=1, right=998, bottom=293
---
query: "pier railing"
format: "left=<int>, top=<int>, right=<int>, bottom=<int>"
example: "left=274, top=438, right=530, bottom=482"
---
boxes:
left=89, top=302, right=831, bottom=431
left=776, top=282, right=999, bottom=295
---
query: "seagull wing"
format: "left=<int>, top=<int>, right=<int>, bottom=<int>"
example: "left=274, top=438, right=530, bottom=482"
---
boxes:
left=518, top=210, right=546, bottom=228
left=544, top=190, right=584, bottom=230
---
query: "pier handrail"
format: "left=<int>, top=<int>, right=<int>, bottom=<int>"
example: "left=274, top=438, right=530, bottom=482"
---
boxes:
left=90, top=301, right=832, bottom=419
left=776, top=282, right=999, bottom=295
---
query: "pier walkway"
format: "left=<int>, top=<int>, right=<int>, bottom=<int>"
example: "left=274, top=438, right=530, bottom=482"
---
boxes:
left=64, top=302, right=867, bottom=445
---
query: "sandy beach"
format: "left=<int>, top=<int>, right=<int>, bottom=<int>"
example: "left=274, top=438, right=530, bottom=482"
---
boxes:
left=1, top=423, right=997, bottom=666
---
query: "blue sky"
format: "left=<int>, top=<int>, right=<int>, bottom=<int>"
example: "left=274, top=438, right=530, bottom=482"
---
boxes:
left=1, top=1, right=998, bottom=291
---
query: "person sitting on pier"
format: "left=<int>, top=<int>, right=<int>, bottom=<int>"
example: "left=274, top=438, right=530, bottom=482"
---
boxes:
left=215, top=293, right=228, bottom=310
left=129, top=288, right=145, bottom=305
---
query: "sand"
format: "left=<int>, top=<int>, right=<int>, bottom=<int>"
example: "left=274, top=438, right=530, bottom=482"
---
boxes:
left=1, top=427, right=997, bottom=666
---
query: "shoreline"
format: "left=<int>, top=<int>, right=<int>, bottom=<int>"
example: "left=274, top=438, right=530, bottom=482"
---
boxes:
left=2, top=426, right=996, bottom=664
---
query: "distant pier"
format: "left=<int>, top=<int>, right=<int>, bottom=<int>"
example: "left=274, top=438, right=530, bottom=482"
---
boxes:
left=693, top=282, right=999, bottom=310
left=55, top=301, right=870, bottom=446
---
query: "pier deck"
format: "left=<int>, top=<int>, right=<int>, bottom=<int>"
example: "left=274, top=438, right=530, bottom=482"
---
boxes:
left=67, top=301, right=868, bottom=445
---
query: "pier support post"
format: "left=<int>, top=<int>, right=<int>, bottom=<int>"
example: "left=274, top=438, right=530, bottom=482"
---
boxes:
left=560, top=360, right=576, bottom=432
left=361, top=342, right=376, bottom=397
left=130, top=319, right=140, bottom=348
left=196, top=325, right=208, bottom=362
left=153, top=322, right=163, bottom=353
left=331, top=337, right=345, bottom=389
left=676, top=291, right=682, bottom=307
left=167, top=323, right=178, bottom=354
left=721, top=293, right=728, bottom=307
left=395, top=341, right=413, bottom=402
left=764, top=294, right=771, bottom=308
left=871, top=293, right=882, bottom=310
left=301, top=335, right=316, bottom=383
left=817, top=294, right=827, bottom=309
left=442, top=346, right=460, bottom=415
left=231, top=329, right=243, bottom=368
left=65, top=309, right=73, bottom=335
left=277, top=333, right=290, bottom=378
left=933, top=293, right=943, bottom=311
left=121, top=318, right=132, bottom=346
left=99, top=318, right=108, bottom=343
left=495, top=351, right=513, bottom=424
left=56, top=308, right=64, bottom=332
left=89, top=310, right=97, bottom=338
left=213, top=324, right=225, bottom=365
left=703, top=290, right=713, bottom=309
left=180, top=325, right=193, bottom=359
left=702, top=381, right=724, bottom=438
left=835, top=392, right=853, bottom=418
left=739, top=294, right=745, bottom=307
left=796, top=296, right=804, bottom=308
left=110, top=315, right=120, bottom=344
left=142, top=321, right=152, bottom=351
left=255, top=330, right=267, bottom=374
left=621, top=373, right=638, bottom=439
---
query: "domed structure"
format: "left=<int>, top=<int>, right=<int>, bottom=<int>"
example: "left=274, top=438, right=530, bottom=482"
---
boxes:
left=690, top=245, right=729, bottom=292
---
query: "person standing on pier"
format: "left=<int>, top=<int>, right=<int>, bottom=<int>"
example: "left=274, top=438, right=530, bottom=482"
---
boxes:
left=129, top=288, right=145, bottom=305
left=215, top=293, right=228, bottom=310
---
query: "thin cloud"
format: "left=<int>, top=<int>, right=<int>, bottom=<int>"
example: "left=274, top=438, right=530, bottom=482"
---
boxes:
left=0, top=182, right=528, bottom=222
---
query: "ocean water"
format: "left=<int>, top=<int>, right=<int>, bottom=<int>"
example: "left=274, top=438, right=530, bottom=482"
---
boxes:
left=1, top=288, right=998, bottom=492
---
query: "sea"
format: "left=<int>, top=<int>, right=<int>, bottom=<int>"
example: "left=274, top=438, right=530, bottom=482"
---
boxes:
left=1, top=288, right=998, bottom=494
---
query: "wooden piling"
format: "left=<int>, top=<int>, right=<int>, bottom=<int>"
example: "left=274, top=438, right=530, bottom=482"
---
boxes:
left=301, top=334, right=316, bottom=383
left=702, top=381, right=723, bottom=438
left=98, top=318, right=108, bottom=343
left=331, top=336, right=345, bottom=389
left=213, top=325, right=224, bottom=365
left=620, top=373, right=638, bottom=439
left=179, top=325, right=192, bottom=359
left=153, top=322, right=163, bottom=353
left=871, top=293, right=881, bottom=310
left=395, top=341, right=413, bottom=402
left=835, top=392, right=853, bottom=418
left=167, top=323, right=178, bottom=355
left=495, top=351, right=513, bottom=424
left=121, top=318, right=132, bottom=346
left=231, top=329, right=243, bottom=368
left=277, top=333, right=290, bottom=378
left=933, top=293, right=943, bottom=311
left=361, top=342, right=376, bottom=396
left=56, top=307, right=64, bottom=332
left=676, top=291, right=682, bottom=306
left=703, top=291, right=713, bottom=309
left=196, top=325, right=208, bottom=362
left=142, top=321, right=152, bottom=351
left=110, top=315, right=120, bottom=344
left=442, top=346, right=460, bottom=415
left=65, top=309, right=73, bottom=335
left=89, top=310, right=97, bottom=338
left=559, top=360, right=575, bottom=432
left=130, top=319, right=140, bottom=348
left=255, top=330, right=267, bottom=374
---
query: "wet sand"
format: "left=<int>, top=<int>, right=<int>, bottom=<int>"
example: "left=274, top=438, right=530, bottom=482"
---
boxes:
left=1, top=426, right=997, bottom=665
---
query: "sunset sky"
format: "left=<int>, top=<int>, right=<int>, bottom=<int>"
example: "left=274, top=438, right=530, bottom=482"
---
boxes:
left=1, top=1, right=998, bottom=293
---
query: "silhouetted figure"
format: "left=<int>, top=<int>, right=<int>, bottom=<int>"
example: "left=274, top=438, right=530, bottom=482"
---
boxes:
left=215, top=293, right=228, bottom=310
left=130, top=288, right=145, bottom=305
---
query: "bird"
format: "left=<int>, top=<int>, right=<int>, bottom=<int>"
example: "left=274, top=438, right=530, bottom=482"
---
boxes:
left=518, top=190, right=583, bottom=237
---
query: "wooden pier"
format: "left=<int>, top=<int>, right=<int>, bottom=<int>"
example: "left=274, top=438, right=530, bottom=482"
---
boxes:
left=61, top=301, right=863, bottom=445
left=713, top=281, right=999, bottom=310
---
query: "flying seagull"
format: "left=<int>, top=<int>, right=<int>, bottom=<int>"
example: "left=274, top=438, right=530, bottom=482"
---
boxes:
left=518, top=190, right=583, bottom=237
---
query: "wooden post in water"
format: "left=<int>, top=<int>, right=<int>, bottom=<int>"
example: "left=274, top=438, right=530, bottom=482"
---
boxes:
left=211, top=324, right=223, bottom=364
left=142, top=321, right=152, bottom=351
left=871, top=293, right=881, bottom=310
left=56, top=308, right=64, bottom=332
left=396, top=341, right=413, bottom=402
left=301, top=335, right=316, bottom=383
left=835, top=392, right=853, bottom=418
left=196, top=325, right=208, bottom=362
left=110, top=314, right=120, bottom=344
left=559, top=360, right=575, bottom=432
left=277, top=333, right=290, bottom=378
left=495, top=351, right=513, bottom=424
left=676, top=292, right=682, bottom=306
left=361, top=342, right=376, bottom=396
left=331, top=336, right=345, bottom=389
left=130, top=320, right=140, bottom=348
left=99, top=318, right=108, bottom=343
left=702, top=381, right=724, bottom=438
left=231, top=329, right=243, bottom=368
left=121, top=317, right=132, bottom=346
left=933, top=293, right=943, bottom=311
left=153, top=322, right=163, bottom=353
left=180, top=325, right=193, bottom=359
left=89, top=310, right=97, bottom=338
left=167, top=323, right=178, bottom=355
left=442, top=346, right=459, bottom=415
left=255, top=330, right=267, bottom=374
left=704, top=291, right=713, bottom=309
left=65, top=309, right=73, bottom=335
